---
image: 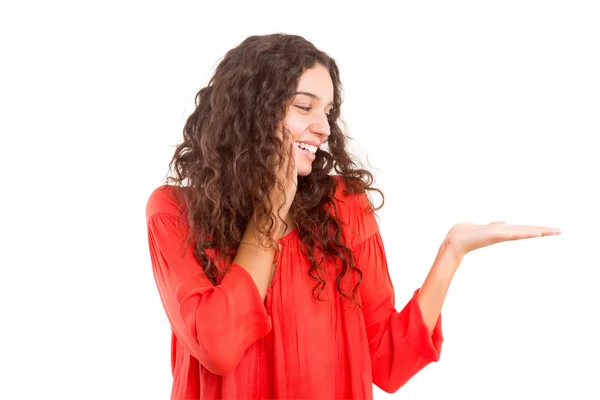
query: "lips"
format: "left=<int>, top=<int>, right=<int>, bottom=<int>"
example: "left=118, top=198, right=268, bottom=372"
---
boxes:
left=295, top=141, right=318, bottom=153
left=296, top=140, right=320, bottom=147
left=297, top=146, right=316, bottom=160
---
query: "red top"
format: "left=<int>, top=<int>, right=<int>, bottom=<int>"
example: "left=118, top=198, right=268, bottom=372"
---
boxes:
left=146, top=175, right=443, bottom=399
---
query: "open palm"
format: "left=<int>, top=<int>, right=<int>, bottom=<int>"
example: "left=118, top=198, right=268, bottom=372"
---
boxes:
left=447, top=221, right=562, bottom=256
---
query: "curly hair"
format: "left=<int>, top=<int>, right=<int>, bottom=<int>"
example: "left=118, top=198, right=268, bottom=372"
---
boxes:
left=163, top=33, right=384, bottom=307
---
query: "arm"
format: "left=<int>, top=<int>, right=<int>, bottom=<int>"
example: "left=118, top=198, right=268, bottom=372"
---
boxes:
left=418, top=219, right=560, bottom=333
left=417, top=237, right=463, bottom=334
left=147, top=212, right=273, bottom=376
left=355, top=232, right=444, bottom=394
left=233, top=217, right=288, bottom=301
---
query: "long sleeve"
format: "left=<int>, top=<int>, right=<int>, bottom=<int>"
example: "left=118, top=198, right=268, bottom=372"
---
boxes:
left=354, top=228, right=443, bottom=393
left=146, top=211, right=272, bottom=376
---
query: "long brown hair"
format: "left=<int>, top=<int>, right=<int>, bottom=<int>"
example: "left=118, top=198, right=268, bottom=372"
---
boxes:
left=164, top=33, right=384, bottom=306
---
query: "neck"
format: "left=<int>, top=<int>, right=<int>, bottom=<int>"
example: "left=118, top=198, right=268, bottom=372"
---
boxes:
left=282, top=215, right=297, bottom=236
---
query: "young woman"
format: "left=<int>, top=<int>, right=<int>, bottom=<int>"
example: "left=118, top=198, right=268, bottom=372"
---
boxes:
left=145, top=33, right=561, bottom=399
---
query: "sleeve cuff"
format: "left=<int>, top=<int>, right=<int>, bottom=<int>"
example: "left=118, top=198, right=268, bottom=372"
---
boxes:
left=219, top=263, right=272, bottom=328
left=404, top=288, right=444, bottom=361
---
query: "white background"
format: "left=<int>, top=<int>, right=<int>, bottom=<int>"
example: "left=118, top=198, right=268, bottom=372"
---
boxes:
left=1, top=1, right=598, bottom=399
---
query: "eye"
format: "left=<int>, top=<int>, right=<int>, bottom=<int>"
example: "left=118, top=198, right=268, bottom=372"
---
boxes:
left=295, top=105, right=311, bottom=112
left=295, top=105, right=333, bottom=118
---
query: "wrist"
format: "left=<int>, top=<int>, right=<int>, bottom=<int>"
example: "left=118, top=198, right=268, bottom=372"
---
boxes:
left=243, top=218, right=280, bottom=251
left=441, top=236, right=465, bottom=270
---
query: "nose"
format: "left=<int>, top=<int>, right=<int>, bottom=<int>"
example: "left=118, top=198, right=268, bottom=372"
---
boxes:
left=309, top=113, right=331, bottom=142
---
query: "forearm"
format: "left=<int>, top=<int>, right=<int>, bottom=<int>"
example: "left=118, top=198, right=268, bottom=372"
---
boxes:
left=417, top=237, right=464, bottom=333
left=232, top=218, right=284, bottom=301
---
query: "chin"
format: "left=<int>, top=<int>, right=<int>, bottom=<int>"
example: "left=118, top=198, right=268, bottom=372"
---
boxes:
left=296, top=157, right=313, bottom=176
left=297, top=167, right=312, bottom=176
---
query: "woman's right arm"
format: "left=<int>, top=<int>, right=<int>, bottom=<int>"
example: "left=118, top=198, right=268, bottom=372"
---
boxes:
left=146, top=211, right=275, bottom=376
left=232, top=217, right=286, bottom=300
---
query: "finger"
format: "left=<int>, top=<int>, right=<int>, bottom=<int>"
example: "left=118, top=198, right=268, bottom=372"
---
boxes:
left=489, top=221, right=507, bottom=225
left=522, top=225, right=561, bottom=235
left=292, top=140, right=299, bottom=173
left=504, top=231, right=542, bottom=241
left=290, top=142, right=299, bottom=186
left=277, top=132, right=292, bottom=170
left=505, top=224, right=559, bottom=233
left=275, top=122, right=284, bottom=140
left=282, top=138, right=296, bottom=180
left=509, top=225, right=561, bottom=238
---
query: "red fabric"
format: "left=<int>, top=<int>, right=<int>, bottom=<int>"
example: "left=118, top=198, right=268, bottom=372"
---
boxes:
left=146, top=175, right=443, bottom=399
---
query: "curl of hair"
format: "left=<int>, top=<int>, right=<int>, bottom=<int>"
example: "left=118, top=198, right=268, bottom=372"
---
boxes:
left=163, top=33, right=384, bottom=308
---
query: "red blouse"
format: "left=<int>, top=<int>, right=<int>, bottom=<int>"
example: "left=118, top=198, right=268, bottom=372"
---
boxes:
left=146, top=175, right=443, bottom=399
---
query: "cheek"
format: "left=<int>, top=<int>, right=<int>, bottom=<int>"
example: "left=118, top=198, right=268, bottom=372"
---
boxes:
left=283, top=114, right=306, bottom=141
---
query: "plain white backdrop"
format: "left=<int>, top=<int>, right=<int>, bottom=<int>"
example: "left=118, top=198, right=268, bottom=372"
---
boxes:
left=1, top=1, right=598, bottom=399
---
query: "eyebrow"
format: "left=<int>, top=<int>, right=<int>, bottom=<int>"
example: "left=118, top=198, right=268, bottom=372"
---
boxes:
left=294, top=91, right=335, bottom=107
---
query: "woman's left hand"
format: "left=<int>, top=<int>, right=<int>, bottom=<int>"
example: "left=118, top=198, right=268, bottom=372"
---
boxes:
left=446, top=221, right=562, bottom=257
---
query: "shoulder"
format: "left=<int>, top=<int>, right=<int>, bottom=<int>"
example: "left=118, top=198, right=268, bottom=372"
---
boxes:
left=330, top=175, right=380, bottom=247
left=145, top=184, right=189, bottom=223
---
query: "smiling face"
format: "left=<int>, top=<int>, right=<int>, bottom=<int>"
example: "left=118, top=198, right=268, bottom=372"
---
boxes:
left=282, top=64, right=334, bottom=176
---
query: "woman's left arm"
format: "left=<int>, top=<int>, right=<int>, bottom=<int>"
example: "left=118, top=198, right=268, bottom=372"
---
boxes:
left=418, top=219, right=561, bottom=333
left=358, top=219, right=558, bottom=394
left=416, top=238, right=463, bottom=334
left=354, top=230, right=448, bottom=394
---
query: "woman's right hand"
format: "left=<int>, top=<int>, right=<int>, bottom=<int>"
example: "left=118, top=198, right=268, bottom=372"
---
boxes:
left=236, top=126, right=298, bottom=295
left=266, top=125, right=299, bottom=235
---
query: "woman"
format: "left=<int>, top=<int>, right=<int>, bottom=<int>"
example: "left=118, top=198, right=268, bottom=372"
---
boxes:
left=145, top=33, right=561, bottom=399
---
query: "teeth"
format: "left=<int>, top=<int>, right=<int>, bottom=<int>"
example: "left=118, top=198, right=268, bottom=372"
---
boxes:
left=295, top=142, right=317, bottom=154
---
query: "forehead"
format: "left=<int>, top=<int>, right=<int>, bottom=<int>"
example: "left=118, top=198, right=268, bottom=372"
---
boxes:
left=296, top=65, right=334, bottom=102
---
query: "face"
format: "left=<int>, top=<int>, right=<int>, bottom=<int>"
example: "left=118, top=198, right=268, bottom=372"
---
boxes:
left=281, top=64, right=334, bottom=176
